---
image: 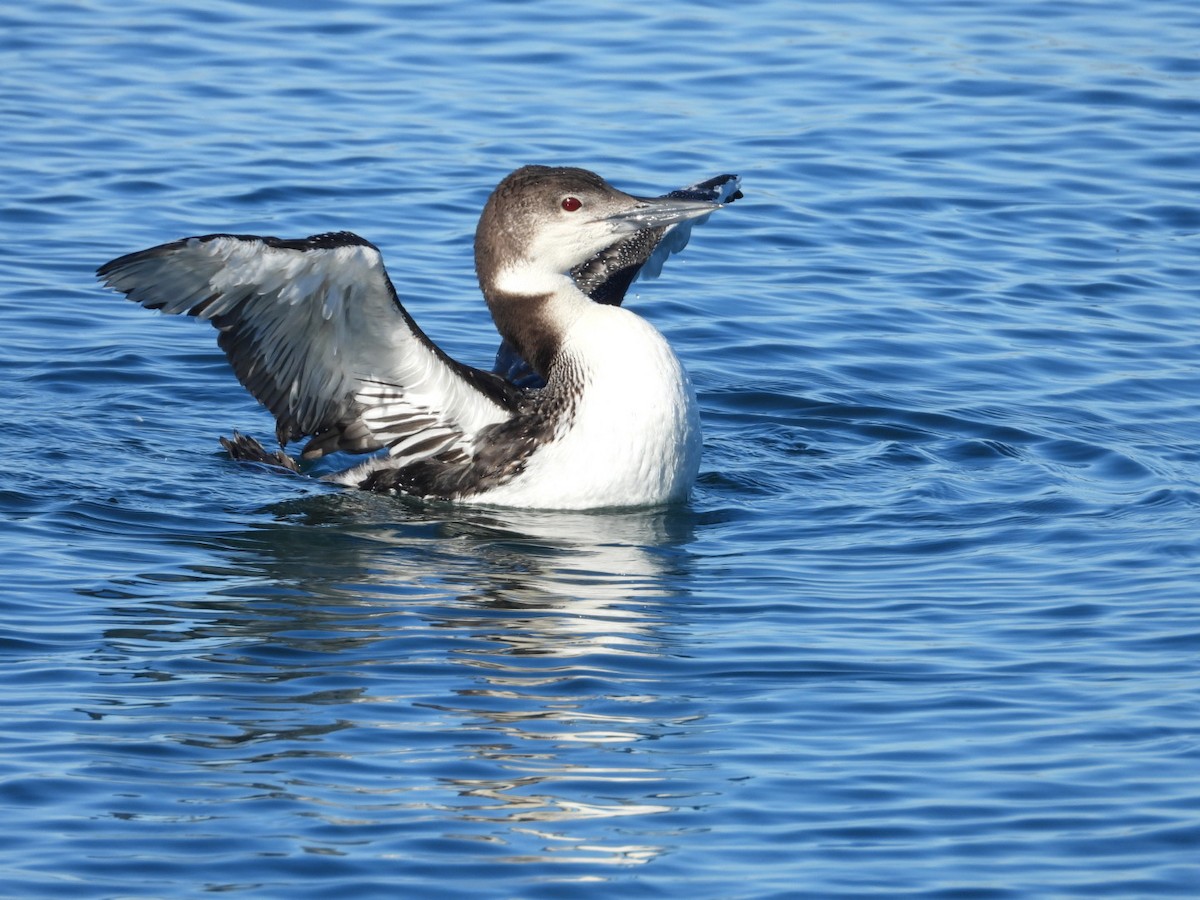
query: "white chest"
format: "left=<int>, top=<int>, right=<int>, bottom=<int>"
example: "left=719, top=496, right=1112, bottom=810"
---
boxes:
left=478, top=305, right=701, bottom=509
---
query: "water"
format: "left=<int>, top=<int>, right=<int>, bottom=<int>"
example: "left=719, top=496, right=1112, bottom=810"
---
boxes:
left=3, top=0, right=1199, bottom=896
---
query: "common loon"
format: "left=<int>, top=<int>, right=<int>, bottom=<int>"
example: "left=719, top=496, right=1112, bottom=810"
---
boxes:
left=98, top=165, right=741, bottom=509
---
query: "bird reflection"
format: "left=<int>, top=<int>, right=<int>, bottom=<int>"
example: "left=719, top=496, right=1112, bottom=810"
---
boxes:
left=86, top=491, right=710, bottom=868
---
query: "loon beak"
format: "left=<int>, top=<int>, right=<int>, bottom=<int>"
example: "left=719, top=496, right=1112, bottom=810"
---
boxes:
left=605, top=196, right=722, bottom=233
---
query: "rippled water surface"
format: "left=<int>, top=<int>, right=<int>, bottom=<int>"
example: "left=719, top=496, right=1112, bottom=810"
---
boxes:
left=3, top=1, right=1199, bottom=897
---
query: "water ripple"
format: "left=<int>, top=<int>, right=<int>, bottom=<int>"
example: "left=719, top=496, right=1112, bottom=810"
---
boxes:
left=2, top=0, right=1200, bottom=897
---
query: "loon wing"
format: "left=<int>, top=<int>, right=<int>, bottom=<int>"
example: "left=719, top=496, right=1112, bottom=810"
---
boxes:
left=494, top=173, right=743, bottom=387
left=98, top=232, right=519, bottom=462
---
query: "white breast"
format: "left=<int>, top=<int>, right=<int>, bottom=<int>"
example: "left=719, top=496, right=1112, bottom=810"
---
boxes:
left=475, top=304, right=701, bottom=509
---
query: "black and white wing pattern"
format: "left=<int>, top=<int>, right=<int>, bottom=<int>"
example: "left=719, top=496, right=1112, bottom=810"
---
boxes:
left=493, top=173, right=742, bottom=387
left=98, top=232, right=520, bottom=462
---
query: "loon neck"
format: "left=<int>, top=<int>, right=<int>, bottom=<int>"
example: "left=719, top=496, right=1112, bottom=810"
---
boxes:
left=480, top=270, right=589, bottom=382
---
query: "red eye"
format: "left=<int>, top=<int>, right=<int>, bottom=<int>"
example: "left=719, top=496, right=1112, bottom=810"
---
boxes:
left=561, top=196, right=582, bottom=212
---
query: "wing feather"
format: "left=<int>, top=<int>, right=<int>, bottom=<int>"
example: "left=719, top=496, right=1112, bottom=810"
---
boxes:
left=98, top=231, right=519, bottom=461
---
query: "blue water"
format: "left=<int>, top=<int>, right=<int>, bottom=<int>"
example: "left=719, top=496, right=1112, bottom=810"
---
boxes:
left=3, top=0, right=1199, bottom=896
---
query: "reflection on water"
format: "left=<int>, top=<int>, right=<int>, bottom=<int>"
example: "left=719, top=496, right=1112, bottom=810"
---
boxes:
left=7, top=0, right=1200, bottom=891
left=83, top=493, right=707, bottom=871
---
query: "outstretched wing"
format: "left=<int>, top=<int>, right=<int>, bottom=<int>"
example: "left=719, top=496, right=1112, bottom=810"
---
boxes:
left=494, top=174, right=743, bottom=387
left=98, top=231, right=519, bottom=461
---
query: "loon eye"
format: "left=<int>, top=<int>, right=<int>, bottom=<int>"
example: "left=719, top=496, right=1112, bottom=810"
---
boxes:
left=561, top=196, right=582, bottom=212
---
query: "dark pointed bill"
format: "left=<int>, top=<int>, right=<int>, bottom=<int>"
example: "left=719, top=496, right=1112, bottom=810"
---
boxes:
left=604, top=196, right=722, bottom=233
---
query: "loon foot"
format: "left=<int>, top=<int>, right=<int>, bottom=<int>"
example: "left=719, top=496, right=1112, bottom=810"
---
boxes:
left=219, top=431, right=300, bottom=474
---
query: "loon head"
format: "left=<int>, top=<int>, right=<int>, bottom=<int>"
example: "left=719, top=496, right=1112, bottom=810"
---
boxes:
left=473, top=165, right=721, bottom=379
left=475, top=165, right=720, bottom=299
